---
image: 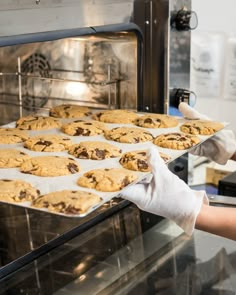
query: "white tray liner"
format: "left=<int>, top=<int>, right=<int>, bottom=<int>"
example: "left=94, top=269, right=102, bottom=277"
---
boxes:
left=0, top=113, right=228, bottom=217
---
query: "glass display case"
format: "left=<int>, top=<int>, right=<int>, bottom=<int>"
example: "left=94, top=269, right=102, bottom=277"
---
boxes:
left=0, top=200, right=235, bottom=295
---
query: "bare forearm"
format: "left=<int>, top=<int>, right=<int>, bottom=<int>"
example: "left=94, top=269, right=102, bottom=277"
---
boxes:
left=196, top=205, right=236, bottom=240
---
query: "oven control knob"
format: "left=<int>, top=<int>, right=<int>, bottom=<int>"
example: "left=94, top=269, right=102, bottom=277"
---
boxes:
left=171, top=8, right=198, bottom=31
left=170, top=88, right=197, bottom=108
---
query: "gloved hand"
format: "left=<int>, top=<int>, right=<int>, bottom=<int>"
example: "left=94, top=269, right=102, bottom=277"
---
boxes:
left=122, top=146, right=208, bottom=236
left=179, top=102, right=236, bottom=165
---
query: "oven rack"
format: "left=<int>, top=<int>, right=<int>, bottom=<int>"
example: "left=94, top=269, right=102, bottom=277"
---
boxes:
left=0, top=69, right=127, bottom=114
left=0, top=72, right=123, bottom=86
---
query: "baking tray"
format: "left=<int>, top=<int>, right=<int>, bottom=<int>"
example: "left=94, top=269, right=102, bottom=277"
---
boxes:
left=0, top=110, right=228, bottom=217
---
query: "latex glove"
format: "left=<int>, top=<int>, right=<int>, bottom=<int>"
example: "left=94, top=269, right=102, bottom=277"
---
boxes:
left=122, top=146, right=208, bottom=236
left=179, top=102, right=236, bottom=165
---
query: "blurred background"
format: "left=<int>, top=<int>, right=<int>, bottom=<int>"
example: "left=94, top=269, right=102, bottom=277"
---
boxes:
left=191, top=0, right=236, bottom=136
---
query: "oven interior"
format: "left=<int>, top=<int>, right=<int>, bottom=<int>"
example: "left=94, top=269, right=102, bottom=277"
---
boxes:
left=0, top=31, right=138, bottom=125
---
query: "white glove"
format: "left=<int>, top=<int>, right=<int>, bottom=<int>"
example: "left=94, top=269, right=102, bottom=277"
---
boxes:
left=179, top=102, right=236, bottom=165
left=122, top=146, right=209, bottom=236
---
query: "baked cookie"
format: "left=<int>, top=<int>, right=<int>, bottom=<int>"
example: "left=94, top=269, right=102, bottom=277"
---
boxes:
left=20, top=156, right=80, bottom=177
left=49, top=104, right=91, bottom=118
left=16, top=116, right=61, bottom=130
left=0, top=179, right=40, bottom=202
left=104, top=127, right=154, bottom=143
left=77, top=168, right=137, bottom=192
left=61, top=120, right=107, bottom=136
left=0, top=128, right=29, bottom=144
left=153, top=132, right=200, bottom=150
left=0, top=149, right=30, bottom=168
left=32, top=190, right=101, bottom=215
left=180, top=120, right=224, bottom=135
left=119, top=150, right=171, bottom=172
left=24, top=134, right=72, bottom=152
left=92, top=109, right=138, bottom=124
left=134, top=114, right=178, bottom=128
left=68, top=141, right=122, bottom=160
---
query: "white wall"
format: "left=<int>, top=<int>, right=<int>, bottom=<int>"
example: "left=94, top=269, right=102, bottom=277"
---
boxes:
left=191, top=0, right=236, bottom=135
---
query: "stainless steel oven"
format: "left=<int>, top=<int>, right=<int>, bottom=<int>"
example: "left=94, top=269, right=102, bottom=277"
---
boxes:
left=0, top=0, right=200, bottom=284
left=0, top=0, right=196, bottom=125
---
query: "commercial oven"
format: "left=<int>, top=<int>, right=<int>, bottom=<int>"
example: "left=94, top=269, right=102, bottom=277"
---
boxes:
left=1, top=1, right=235, bottom=295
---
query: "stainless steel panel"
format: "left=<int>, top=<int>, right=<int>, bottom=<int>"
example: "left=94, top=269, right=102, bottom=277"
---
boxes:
left=0, top=1, right=134, bottom=37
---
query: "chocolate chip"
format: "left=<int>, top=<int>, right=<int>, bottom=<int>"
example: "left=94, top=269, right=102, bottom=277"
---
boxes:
left=67, top=163, right=79, bottom=173
left=19, top=190, right=27, bottom=199
left=54, top=202, right=66, bottom=209
left=66, top=205, right=79, bottom=214
left=121, top=176, right=131, bottom=187
left=95, top=149, right=105, bottom=159
left=43, top=201, right=49, bottom=207
left=78, top=151, right=89, bottom=159
left=137, top=159, right=149, bottom=170
left=83, top=129, right=91, bottom=136
left=138, top=152, right=147, bottom=156
left=144, top=118, right=153, bottom=124
left=36, top=140, right=52, bottom=146
left=75, top=127, right=84, bottom=135
left=20, top=152, right=27, bottom=155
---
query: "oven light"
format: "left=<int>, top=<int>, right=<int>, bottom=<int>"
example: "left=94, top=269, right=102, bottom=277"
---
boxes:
left=66, top=82, right=89, bottom=96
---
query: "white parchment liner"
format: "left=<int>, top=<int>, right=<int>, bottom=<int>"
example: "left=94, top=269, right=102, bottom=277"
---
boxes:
left=0, top=111, right=228, bottom=217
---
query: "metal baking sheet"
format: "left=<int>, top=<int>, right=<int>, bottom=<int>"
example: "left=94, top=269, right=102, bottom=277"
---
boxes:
left=0, top=110, right=228, bottom=217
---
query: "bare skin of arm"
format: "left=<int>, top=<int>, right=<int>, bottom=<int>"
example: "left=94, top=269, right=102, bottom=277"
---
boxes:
left=196, top=204, right=236, bottom=241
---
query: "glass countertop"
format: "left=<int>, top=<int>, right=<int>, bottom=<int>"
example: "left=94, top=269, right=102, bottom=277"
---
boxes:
left=0, top=203, right=235, bottom=295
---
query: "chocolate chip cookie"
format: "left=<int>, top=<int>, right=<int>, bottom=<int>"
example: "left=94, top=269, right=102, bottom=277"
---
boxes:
left=61, top=120, right=107, bottom=136
left=105, top=127, right=154, bottom=143
left=153, top=132, right=200, bottom=150
left=24, top=134, right=72, bottom=152
left=0, top=128, right=29, bottom=144
left=0, top=149, right=30, bottom=168
left=134, top=114, right=178, bottom=128
left=68, top=141, right=122, bottom=160
left=20, top=156, right=80, bottom=177
left=16, top=116, right=61, bottom=130
left=119, top=150, right=171, bottom=172
left=77, top=168, right=138, bottom=192
left=92, top=109, right=138, bottom=124
left=32, top=190, right=101, bottom=215
left=49, top=104, right=91, bottom=118
left=180, top=120, right=224, bottom=135
left=0, top=179, right=40, bottom=202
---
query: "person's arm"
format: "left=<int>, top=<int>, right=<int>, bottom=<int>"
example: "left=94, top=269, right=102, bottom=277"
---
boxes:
left=196, top=205, right=236, bottom=241
left=122, top=146, right=236, bottom=241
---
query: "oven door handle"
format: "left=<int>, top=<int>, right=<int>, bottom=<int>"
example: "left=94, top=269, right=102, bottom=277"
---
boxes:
left=208, top=194, right=236, bottom=206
